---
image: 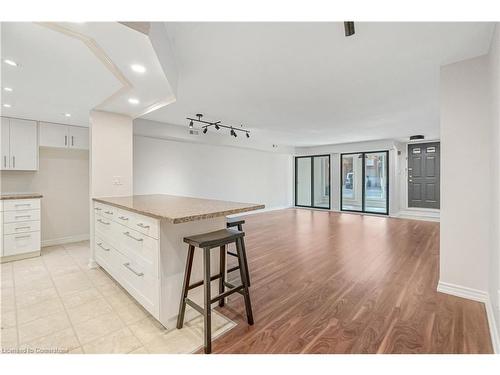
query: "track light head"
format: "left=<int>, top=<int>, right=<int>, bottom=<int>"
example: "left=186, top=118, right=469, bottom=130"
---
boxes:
left=215, top=124, right=220, bottom=130
left=203, top=127, right=208, bottom=134
left=246, top=132, right=250, bottom=138
left=189, top=120, right=193, bottom=129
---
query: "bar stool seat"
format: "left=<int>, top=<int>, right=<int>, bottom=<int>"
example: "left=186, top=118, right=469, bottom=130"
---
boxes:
left=177, top=228, right=254, bottom=354
left=184, top=228, right=243, bottom=248
left=226, top=217, right=245, bottom=229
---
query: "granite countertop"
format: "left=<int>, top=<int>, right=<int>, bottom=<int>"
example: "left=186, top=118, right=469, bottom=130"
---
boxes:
left=93, top=194, right=265, bottom=224
left=0, top=193, right=43, bottom=200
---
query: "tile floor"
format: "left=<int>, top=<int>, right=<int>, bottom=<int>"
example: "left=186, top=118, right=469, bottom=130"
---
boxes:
left=0, top=241, right=235, bottom=354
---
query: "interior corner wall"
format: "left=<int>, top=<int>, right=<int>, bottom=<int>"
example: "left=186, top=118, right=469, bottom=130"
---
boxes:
left=488, top=24, right=500, bottom=339
left=440, top=54, right=492, bottom=293
left=133, top=135, right=294, bottom=210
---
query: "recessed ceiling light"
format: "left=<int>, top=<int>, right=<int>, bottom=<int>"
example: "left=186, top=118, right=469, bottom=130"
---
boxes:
left=131, top=64, right=146, bottom=74
left=64, top=113, right=71, bottom=117
left=3, top=87, right=13, bottom=92
left=128, top=98, right=140, bottom=105
left=3, top=59, right=18, bottom=67
left=3, top=104, right=12, bottom=108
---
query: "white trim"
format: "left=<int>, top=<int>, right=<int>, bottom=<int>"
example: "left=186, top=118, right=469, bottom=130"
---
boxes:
left=437, top=281, right=498, bottom=353
left=485, top=298, right=500, bottom=353
left=41, top=234, right=89, bottom=247
left=437, top=281, right=489, bottom=302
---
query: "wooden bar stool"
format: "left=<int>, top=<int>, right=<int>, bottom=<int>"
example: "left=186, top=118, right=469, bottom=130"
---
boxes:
left=177, top=228, right=254, bottom=354
left=226, top=217, right=251, bottom=286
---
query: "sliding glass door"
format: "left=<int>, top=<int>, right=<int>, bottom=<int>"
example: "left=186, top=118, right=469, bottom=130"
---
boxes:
left=295, top=155, right=330, bottom=209
left=341, top=151, right=388, bottom=215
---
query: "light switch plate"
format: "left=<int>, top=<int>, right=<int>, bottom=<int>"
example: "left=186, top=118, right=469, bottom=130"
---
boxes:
left=112, top=176, right=123, bottom=185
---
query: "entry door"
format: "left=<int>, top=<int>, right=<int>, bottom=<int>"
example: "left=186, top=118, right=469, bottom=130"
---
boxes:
left=408, top=142, right=440, bottom=209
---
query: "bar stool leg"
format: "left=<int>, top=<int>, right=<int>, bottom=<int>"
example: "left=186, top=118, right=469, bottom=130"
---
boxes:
left=236, top=238, right=254, bottom=325
left=177, top=245, right=195, bottom=329
left=219, top=245, right=226, bottom=307
left=203, top=247, right=212, bottom=354
left=239, top=237, right=251, bottom=287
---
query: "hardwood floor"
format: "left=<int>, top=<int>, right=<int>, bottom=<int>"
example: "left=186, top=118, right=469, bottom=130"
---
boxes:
left=210, top=208, right=492, bottom=354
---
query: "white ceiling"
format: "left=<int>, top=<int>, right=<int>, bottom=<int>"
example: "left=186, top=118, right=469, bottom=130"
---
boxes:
left=142, top=22, right=495, bottom=146
left=1, top=22, right=175, bottom=127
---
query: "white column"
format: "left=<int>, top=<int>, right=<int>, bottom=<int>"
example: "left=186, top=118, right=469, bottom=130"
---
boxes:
left=88, top=110, right=133, bottom=268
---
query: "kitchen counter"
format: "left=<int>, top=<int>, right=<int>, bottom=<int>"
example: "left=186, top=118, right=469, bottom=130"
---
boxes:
left=93, top=194, right=265, bottom=223
left=1, top=193, right=43, bottom=200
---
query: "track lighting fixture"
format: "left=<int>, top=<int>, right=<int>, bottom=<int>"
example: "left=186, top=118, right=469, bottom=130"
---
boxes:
left=186, top=114, right=250, bottom=139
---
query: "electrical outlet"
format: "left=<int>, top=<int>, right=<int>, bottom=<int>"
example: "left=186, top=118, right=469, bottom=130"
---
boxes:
left=113, top=176, right=123, bottom=185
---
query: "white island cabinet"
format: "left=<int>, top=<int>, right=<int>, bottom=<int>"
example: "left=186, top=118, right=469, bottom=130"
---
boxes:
left=1, top=194, right=43, bottom=262
left=91, top=194, right=264, bottom=328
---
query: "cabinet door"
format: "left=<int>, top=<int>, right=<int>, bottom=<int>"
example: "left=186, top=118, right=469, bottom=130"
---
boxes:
left=1, top=117, right=10, bottom=170
left=9, top=118, right=38, bottom=170
left=68, top=126, right=89, bottom=150
left=39, top=122, right=69, bottom=148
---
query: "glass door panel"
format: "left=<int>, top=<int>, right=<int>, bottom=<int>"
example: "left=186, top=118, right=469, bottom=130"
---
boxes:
left=295, top=155, right=331, bottom=209
left=296, top=157, right=312, bottom=206
left=341, top=153, right=363, bottom=211
left=313, top=156, right=330, bottom=208
left=364, top=152, right=388, bottom=214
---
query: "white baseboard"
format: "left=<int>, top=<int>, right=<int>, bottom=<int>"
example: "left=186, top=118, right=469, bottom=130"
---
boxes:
left=395, top=209, right=440, bottom=222
left=42, top=234, right=89, bottom=248
left=437, top=281, right=499, bottom=353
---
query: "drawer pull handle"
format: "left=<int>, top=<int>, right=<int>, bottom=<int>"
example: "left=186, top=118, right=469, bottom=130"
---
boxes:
left=15, top=215, right=31, bottom=219
left=104, top=211, right=114, bottom=215
left=97, top=219, right=110, bottom=225
left=15, top=235, right=31, bottom=239
left=118, top=216, right=129, bottom=221
left=123, top=231, right=143, bottom=242
left=123, top=262, right=144, bottom=277
left=94, top=207, right=102, bottom=211
left=97, top=242, right=110, bottom=252
left=136, top=223, right=150, bottom=229
left=15, top=226, right=31, bottom=230
left=15, top=203, right=31, bottom=207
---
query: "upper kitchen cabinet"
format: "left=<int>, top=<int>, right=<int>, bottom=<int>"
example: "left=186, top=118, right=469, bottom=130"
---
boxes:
left=1, top=117, right=38, bottom=171
left=39, top=122, right=89, bottom=150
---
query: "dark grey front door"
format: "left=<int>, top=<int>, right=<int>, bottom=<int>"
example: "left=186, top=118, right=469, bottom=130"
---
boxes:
left=408, top=142, right=440, bottom=209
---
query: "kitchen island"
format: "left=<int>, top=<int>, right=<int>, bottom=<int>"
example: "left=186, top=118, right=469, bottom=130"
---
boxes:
left=91, top=194, right=264, bottom=328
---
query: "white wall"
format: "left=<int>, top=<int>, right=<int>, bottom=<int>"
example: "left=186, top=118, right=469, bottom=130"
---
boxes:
left=89, top=110, right=133, bottom=266
left=488, top=24, right=500, bottom=342
left=133, top=135, right=293, bottom=210
left=1, top=147, right=89, bottom=245
left=90, top=111, right=133, bottom=198
left=440, top=54, right=492, bottom=293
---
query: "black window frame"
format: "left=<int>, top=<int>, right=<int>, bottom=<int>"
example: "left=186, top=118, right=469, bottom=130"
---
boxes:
left=340, top=150, right=389, bottom=215
left=294, top=154, right=331, bottom=210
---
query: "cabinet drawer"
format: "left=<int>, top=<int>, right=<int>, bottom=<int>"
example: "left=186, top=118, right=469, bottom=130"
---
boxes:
left=93, top=202, right=115, bottom=220
left=113, top=249, right=159, bottom=317
left=4, top=220, right=40, bottom=235
left=116, top=225, right=159, bottom=277
left=3, top=209, right=40, bottom=223
left=131, top=213, right=159, bottom=239
left=94, top=216, right=115, bottom=245
left=3, top=199, right=40, bottom=211
left=4, top=231, right=40, bottom=256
